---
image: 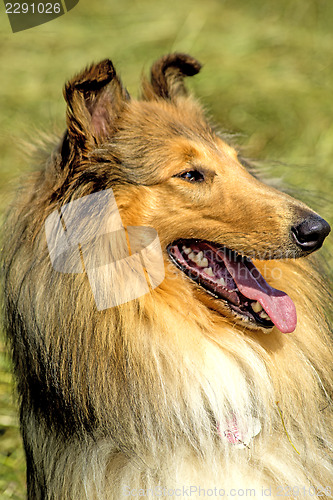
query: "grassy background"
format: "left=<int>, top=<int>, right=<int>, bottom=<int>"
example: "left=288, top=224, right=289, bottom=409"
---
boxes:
left=1, top=0, right=333, bottom=497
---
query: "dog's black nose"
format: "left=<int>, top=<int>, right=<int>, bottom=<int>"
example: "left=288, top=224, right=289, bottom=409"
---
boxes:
left=292, top=215, right=331, bottom=253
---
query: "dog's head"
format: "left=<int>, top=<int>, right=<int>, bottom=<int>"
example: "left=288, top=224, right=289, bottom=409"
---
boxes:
left=58, top=53, right=330, bottom=334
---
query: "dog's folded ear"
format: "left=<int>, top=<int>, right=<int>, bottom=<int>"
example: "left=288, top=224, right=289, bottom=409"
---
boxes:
left=63, top=59, right=129, bottom=152
left=142, top=53, right=201, bottom=101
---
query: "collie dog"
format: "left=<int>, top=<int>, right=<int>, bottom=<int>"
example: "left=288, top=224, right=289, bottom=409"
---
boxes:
left=2, top=53, right=333, bottom=498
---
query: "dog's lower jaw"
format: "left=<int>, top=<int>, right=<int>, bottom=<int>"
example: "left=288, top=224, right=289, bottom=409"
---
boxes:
left=211, top=293, right=276, bottom=334
left=230, top=311, right=274, bottom=334
left=193, top=288, right=274, bottom=334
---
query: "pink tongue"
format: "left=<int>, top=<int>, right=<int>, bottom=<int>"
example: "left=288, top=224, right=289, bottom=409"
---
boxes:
left=223, top=256, right=297, bottom=333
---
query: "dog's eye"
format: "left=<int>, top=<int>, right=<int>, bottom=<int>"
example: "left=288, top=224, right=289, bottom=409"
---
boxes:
left=175, top=170, right=205, bottom=182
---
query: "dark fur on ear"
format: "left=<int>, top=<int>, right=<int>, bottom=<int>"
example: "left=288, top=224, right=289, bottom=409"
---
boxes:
left=63, top=59, right=129, bottom=153
left=142, top=53, right=202, bottom=101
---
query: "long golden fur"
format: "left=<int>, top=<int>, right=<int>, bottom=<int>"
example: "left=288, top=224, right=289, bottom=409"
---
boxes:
left=2, top=54, right=333, bottom=498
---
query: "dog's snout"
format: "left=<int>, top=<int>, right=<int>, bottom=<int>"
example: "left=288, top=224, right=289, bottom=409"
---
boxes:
left=291, top=215, right=331, bottom=253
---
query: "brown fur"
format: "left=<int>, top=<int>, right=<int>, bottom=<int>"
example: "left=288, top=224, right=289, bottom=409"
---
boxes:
left=2, top=54, right=333, bottom=498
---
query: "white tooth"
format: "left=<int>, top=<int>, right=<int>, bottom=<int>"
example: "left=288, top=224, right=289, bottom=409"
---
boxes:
left=200, top=257, right=208, bottom=267
left=260, top=311, right=270, bottom=320
left=184, top=247, right=191, bottom=255
left=203, top=267, right=214, bottom=277
left=188, top=252, right=196, bottom=261
left=192, top=252, right=203, bottom=265
left=218, top=277, right=226, bottom=286
left=251, top=301, right=263, bottom=313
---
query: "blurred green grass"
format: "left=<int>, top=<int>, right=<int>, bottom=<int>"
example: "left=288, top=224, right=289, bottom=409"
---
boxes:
left=1, top=0, right=333, bottom=497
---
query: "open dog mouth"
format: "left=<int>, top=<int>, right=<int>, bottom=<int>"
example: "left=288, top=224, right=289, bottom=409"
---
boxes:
left=167, top=240, right=297, bottom=333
